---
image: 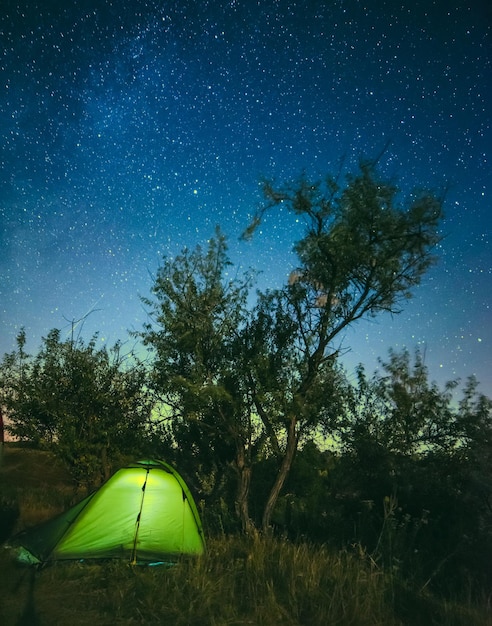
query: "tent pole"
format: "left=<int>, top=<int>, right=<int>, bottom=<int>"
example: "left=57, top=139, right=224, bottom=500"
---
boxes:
left=131, top=469, right=149, bottom=565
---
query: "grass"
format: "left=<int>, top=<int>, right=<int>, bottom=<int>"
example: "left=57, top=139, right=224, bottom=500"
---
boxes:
left=0, top=535, right=397, bottom=625
left=1, top=444, right=490, bottom=625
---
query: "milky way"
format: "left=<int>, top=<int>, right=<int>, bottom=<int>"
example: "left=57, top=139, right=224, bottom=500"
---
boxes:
left=1, top=0, right=491, bottom=395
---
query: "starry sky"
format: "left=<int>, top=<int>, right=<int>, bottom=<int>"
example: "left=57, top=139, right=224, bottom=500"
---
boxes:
left=1, top=0, right=491, bottom=397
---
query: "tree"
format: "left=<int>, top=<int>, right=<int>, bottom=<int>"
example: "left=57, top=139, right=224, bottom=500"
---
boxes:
left=0, top=328, right=152, bottom=488
left=140, top=229, right=260, bottom=532
left=338, top=348, right=465, bottom=457
left=333, top=348, right=492, bottom=592
left=243, top=162, right=444, bottom=529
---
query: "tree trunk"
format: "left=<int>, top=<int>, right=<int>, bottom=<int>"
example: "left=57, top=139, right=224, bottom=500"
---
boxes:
left=262, top=415, right=299, bottom=532
left=235, top=441, right=254, bottom=534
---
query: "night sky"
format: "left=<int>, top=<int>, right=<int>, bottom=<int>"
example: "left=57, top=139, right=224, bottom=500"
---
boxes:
left=1, top=0, right=491, bottom=397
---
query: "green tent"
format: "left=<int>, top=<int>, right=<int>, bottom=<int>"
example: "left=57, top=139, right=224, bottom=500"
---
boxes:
left=10, top=460, right=205, bottom=565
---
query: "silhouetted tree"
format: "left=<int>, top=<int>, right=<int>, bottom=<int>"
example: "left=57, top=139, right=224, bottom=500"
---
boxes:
left=140, top=229, right=260, bottom=532
left=334, top=348, right=492, bottom=592
left=243, top=162, right=444, bottom=529
left=0, top=329, right=152, bottom=488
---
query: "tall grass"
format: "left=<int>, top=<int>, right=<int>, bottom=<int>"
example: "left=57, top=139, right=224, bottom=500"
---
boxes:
left=1, top=535, right=394, bottom=625
left=2, top=534, right=490, bottom=625
left=121, top=534, right=394, bottom=625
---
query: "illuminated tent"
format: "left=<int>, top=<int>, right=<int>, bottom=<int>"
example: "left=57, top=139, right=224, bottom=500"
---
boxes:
left=10, top=460, right=205, bottom=565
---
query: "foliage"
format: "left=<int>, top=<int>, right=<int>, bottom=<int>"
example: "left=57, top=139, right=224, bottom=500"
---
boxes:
left=277, top=348, right=492, bottom=595
left=0, top=329, right=153, bottom=488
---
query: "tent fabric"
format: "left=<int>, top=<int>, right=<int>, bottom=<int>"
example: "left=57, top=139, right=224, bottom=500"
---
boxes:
left=10, top=459, right=205, bottom=564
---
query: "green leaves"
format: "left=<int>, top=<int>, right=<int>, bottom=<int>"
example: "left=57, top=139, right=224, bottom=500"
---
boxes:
left=143, top=229, right=251, bottom=403
left=0, top=330, right=152, bottom=487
